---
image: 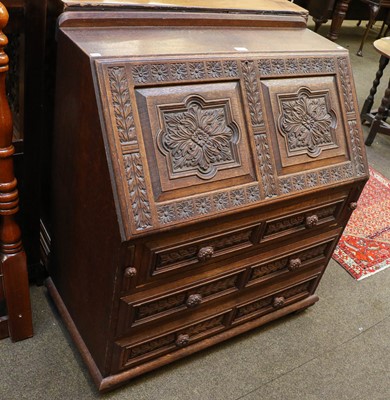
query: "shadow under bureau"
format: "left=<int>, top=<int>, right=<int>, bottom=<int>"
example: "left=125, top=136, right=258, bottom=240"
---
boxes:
left=47, top=0, right=368, bottom=392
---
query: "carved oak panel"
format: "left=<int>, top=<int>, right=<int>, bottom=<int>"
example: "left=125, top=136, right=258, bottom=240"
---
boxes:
left=94, top=55, right=367, bottom=237
left=261, top=75, right=349, bottom=175
left=135, top=81, right=255, bottom=201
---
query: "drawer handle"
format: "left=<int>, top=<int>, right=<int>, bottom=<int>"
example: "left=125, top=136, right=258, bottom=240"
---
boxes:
left=305, top=214, right=319, bottom=228
left=124, top=267, right=137, bottom=278
left=186, top=294, right=203, bottom=308
left=288, top=258, right=302, bottom=271
left=349, top=202, right=358, bottom=211
left=273, top=296, right=285, bottom=309
left=175, top=334, right=190, bottom=348
left=197, top=246, right=214, bottom=262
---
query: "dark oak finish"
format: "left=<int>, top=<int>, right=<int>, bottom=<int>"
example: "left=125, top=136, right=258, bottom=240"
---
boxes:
left=0, top=1, right=32, bottom=341
left=48, top=0, right=368, bottom=391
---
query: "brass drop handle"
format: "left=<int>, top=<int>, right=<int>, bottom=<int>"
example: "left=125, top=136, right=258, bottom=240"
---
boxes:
left=305, top=214, right=319, bottom=228
left=349, top=202, right=358, bottom=211
left=197, top=246, right=214, bottom=261
left=288, top=258, right=302, bottom=271
left=175, top=334, right=190, bottom=348
left=273, top=296, right=285, bottom=309
left=186, top=294, right=203, bottom=308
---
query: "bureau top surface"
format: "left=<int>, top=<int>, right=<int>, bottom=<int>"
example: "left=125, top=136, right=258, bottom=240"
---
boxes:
left=63, top=27, right=344, bottom=58
left=62, top=0, right=305, bottom=13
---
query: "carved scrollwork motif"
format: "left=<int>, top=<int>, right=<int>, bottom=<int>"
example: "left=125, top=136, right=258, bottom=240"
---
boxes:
left=136, top=293, right=187, bottom=320
left=123, top=153, right=152, bottom=231
left=108, top=66, right=136, bottom=143
left=280, top=281, right=311, bottom=298
left=127, top=334, right=175, bottom=361
left=266, top=214, right=305, bottom=235
left=296, top=244, right=327, bottom=262
left=236, top=297, right=273, bottom=318
left=158, top=97, right=240, bottom=180
left=185, top=315, right=225, bottom=336
left=278, top=88, right=336, bottom=158
left=251, top=258, right=289, bottom=280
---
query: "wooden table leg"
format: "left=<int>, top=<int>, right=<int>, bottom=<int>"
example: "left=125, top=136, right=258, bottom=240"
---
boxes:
left=361, top=54, right=389, bottom=123
left=0, top=2, right=33, bottom=342
left=365, top=77, right=390, bottom=145
left=327, top=0, right=352, bottom=41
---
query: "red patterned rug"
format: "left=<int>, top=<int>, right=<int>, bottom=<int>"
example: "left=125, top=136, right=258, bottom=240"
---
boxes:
left=333, top=167, right=390, bottom=280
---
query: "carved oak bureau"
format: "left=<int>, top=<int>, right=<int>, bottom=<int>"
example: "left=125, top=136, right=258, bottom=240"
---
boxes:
left=47, top=0, right=369, bottom=392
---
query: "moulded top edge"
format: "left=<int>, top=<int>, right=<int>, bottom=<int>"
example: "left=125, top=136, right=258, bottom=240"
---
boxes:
left=61, top=0, right=308, bottom=15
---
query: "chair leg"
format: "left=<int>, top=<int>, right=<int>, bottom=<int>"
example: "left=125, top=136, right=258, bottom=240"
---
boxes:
left=366, top=78, right=390, bottom=146
left=377, top=20, right=386, bottom=38
left=357, top=4, right=380, bottom=57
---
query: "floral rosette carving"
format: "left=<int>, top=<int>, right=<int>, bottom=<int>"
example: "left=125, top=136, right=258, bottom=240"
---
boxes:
left=158, top=96, right=239, bottom=179
left=278, top=88, right=336, bottom=158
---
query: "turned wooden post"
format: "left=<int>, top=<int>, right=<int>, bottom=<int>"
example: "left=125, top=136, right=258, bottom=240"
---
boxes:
left=327, top=0, right=352, bottom=41
left=0, top=2, right=32, bottom=341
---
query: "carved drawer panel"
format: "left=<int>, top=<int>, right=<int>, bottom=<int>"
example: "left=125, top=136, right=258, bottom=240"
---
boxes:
left=246, top=237, right=337, bottom=286
left=140, top=223, right=259, bottom=281
left=233, top=277, right=317, bottom=325
left=114, top=310, right=231, bottom=371
left=118, top=269, right=246, bottom=332
left=261, top=197, right=345, bottom=242
left=114, top=276, right=317, bottom=372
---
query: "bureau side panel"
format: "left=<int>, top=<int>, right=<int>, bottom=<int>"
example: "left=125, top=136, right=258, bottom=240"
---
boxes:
left=49, top=30, right=122, bottom=374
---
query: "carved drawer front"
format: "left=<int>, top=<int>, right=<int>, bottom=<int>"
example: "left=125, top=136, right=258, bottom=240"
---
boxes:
left=247, top=237, right=337, bottom=287
left=233, top=277, right=317, bottom=325
left=261, top=197, right=346, bottom=242
left=141, top=223, right=259, bottom=281
left=114, top=310, right=231, bottom=371
left=119, top=270, right=245, bottom=332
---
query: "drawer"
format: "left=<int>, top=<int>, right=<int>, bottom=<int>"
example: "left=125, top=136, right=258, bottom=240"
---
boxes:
left=114, top=310, right=232, bottom=371
left=123, top=191, right=352, bottom=292
left=232, top=276, right=317, bottom=325
left=246, top=236, right=338, bottom=287
left=113, top=275, right=318, bottom=372
left=118, top=269, right=247, bottom=331
left=139, top=222, right=260, bottom=279
left=118, top=232, right=338, bottom=335
left=260, top=197, right=346, bottom=242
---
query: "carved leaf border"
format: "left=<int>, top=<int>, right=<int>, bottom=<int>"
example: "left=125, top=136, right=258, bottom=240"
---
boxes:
left=102, top=55, right=364, bottom=230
